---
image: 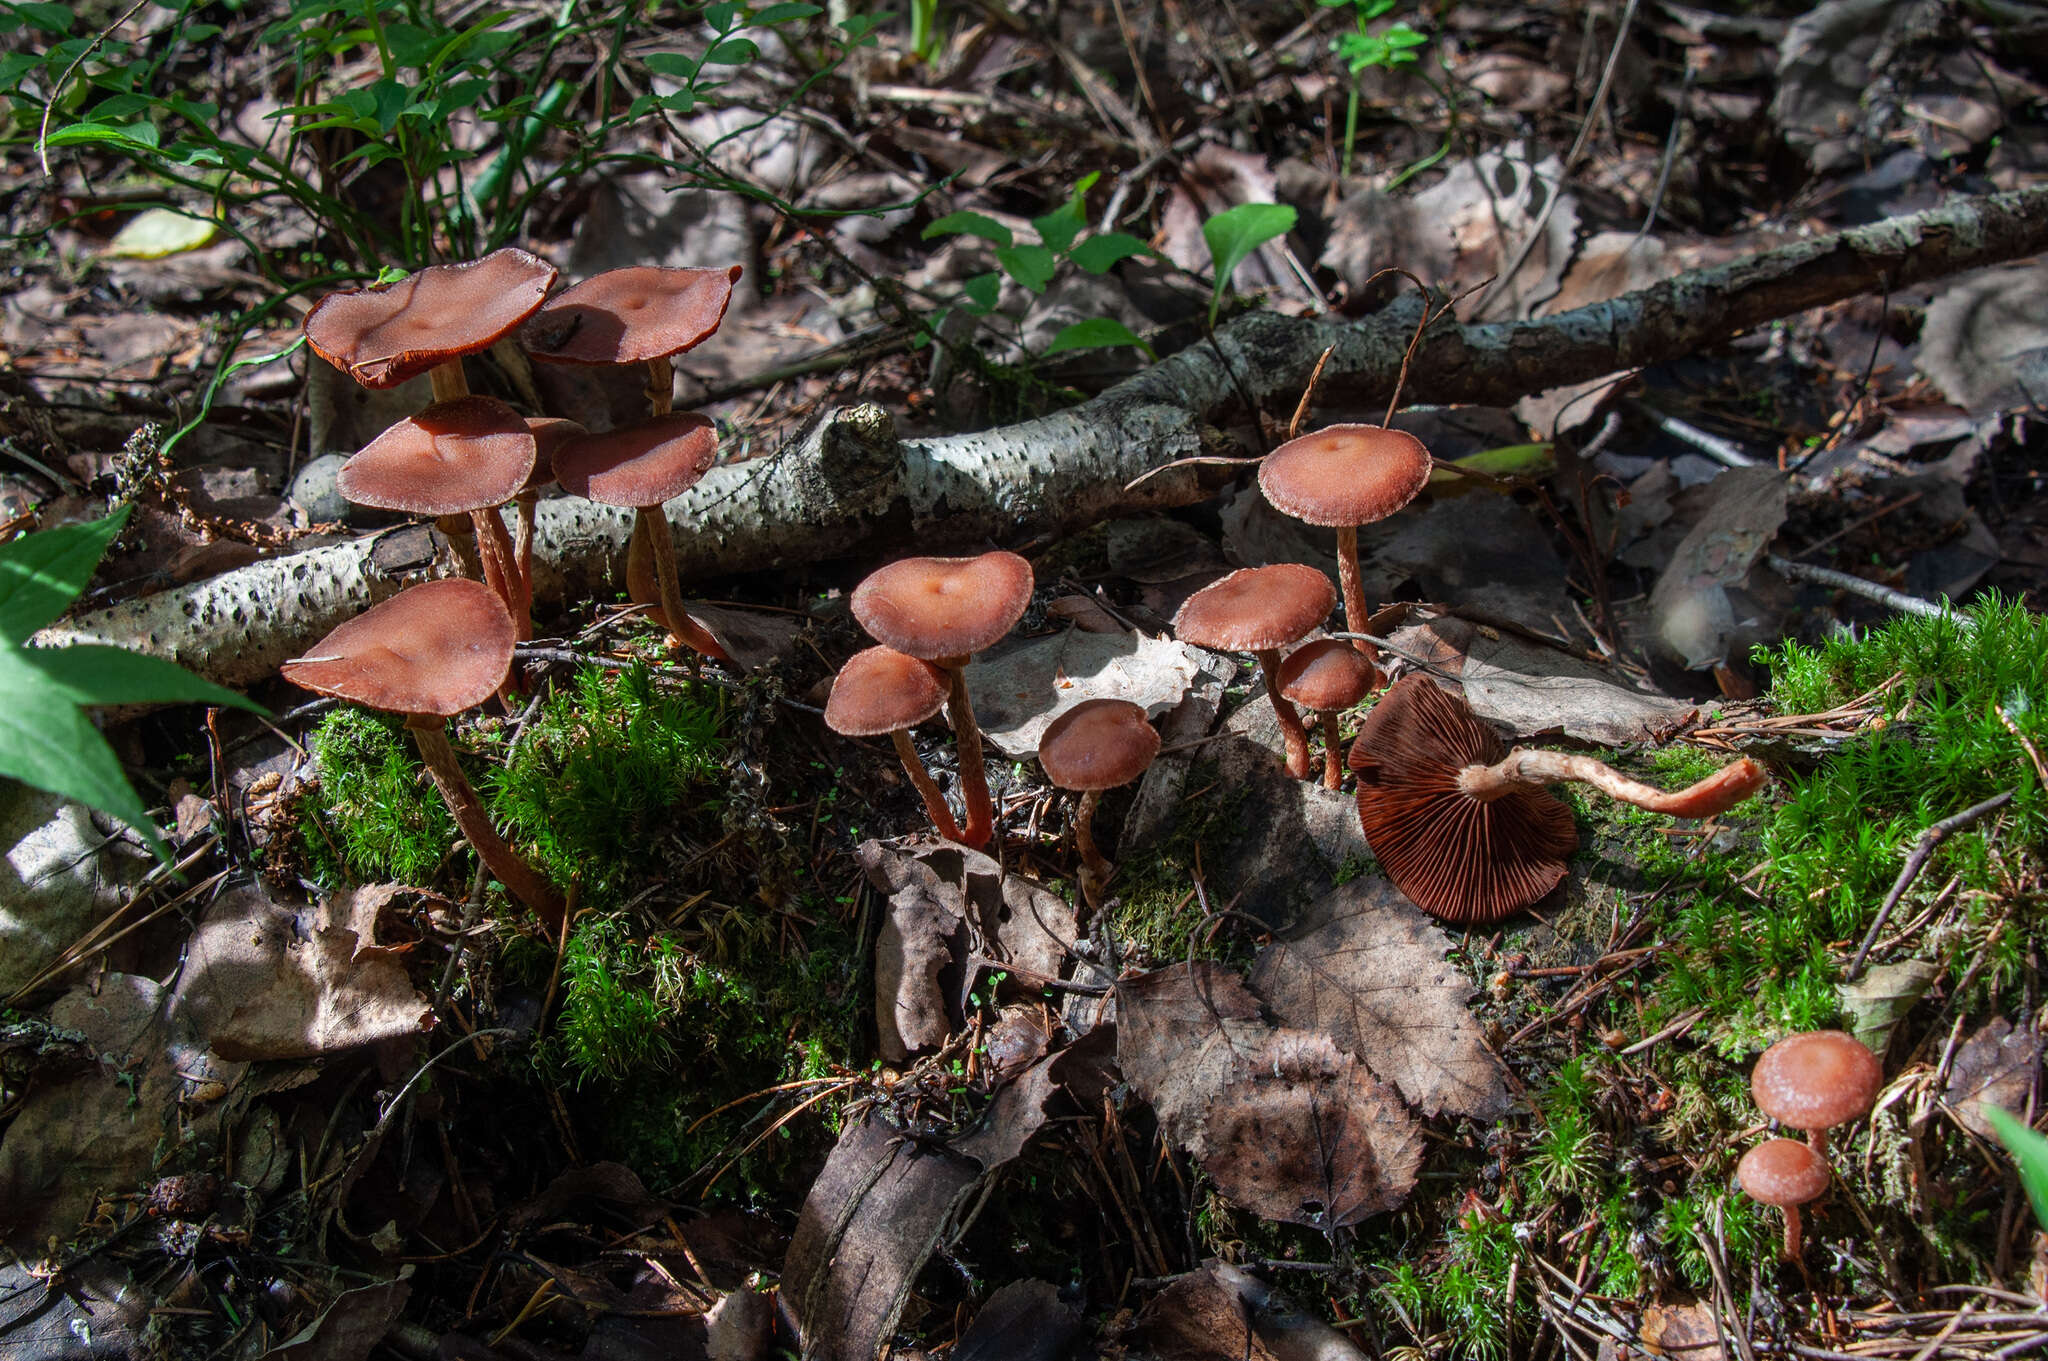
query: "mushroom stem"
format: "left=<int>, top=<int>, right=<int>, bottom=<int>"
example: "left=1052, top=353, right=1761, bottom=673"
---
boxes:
left=407, top=716, right=565, bottom=935
left=1256, top=647, right=1315, bottom=780
left=428, top=361, right=469, bottom=403
left=644, top=356, right=674, bottom=417
left=436, top=513, right=484, bottom=581
left=1457, top=751, right=1767, bottom=817
left=514, top=491, right=539, bottom=603
left=1780, top=1202, right=1804, bottom=1261
left=635, top=506, right=729, bottom=663
left=1074, top=788, right=1110, bottom=911
left=1335, top=524, right=1372, bottom=656
left=468, top=507, right=530, bottom=641
left=1320, top=712, right=1345, bottom=791
left=1808, top=1127, right=1830, bottom=1159
left=890, top=728, right=965, bottom=843
left=939, top=660, right=996, bottom=849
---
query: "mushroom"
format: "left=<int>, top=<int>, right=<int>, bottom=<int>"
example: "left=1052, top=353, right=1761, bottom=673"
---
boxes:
left=335, top=396, right=538, bottom=638
left=825, top=646, right=965, bottom=844
left=552, top=412, right=729, bottom=663
left=521, top=265, right=743, bottom=416
left=1751, top=1031, right=1883, bottom=1157
left=1278, top=638, right=1380, bottom=789
left=1172, top=564, right=1337, bottom=780
left=1738, top=1137, right=1831, bottom=1260
left=305, top=247, right=557, bottom=402
left=1349, top=674, right=1768, bottom=924
left=1259, top=423, right=1432, bottom=653
left=281, top=579, right=566, bottom=933
left=1036, top=698, right=1160, bottom=911
left=850, top=551, right=1035, bottom=850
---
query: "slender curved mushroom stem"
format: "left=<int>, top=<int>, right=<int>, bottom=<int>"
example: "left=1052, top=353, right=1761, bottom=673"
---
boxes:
left=1335, top=524, right=1372, bottom=657
left=1457, top=752, right=1767, bottom=816
left=407, top=716, right=565, bottom=936
left=1319, top=712, right=1345, bottom=791
left=436, top=513, right=484, bottom=581
left=635, top=506, right=730, bottom=663
left=469, top=508, right=528, bottom=641
left=939, top=658, right=996, bottom=849
left=890, top=729, right=965, bottom=843
left=514, top=491, right=539, bottom=605
left=429, top=361, right=469, bottom=404
left=644, top=355, right=674, bottom=417
left=1073, top=788, right=1110, bottom=911
left=1255, top=646, right=1315, bottom=780
left=1779, top=1202, right=1804, bottom=1261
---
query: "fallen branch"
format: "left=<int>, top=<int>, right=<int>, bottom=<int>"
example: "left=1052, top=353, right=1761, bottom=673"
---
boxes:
left=36, top=185, right=2048, bottom=690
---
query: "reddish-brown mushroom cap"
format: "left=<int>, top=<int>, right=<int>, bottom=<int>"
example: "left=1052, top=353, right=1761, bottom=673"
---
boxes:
left=852, top=552, right=1035, bottom=661
left=1738, top=1138, right=1831, bottom=1207
left=335, top=396, right=539, bottom=516
left=1173, top=565, right=1337, bottom=654
left=825, top=647, right=950, bottom=736
left=1752, top=1032, right=1884, bottom=1134
left=1260, top=424, right=1433, bottom=528
left=522, top=265, right=743, bottom=365
left=522, top=416, right=583, bottom=493
left=282, top=579, right=515, bottom=716
left=1039, top=699, right=1161, bottom=791
left=1279, top=638, right=1379, bottom=711
left=552, top=412, right=719, bottom=507
left=305, top=248, right=557, bottom=388
left=1349, top=674, right=1578, bottom=923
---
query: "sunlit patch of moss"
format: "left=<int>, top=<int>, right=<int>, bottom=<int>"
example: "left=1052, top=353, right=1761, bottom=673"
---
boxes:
left=1101, top=768, right=1258, bottom=967
left=300, top=707, right=455, bottom=885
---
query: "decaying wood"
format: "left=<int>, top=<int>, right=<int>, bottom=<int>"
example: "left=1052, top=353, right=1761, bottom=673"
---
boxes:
left=35, top=185, right=2048, bottom=689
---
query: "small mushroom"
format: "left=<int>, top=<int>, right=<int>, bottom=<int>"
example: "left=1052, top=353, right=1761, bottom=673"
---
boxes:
left=850, top=551, right=1035, bottom=850
left=553, top=412, right=728, bottom=663
left=281, top=579, right=566, bottom=933
left=305, top=247, right=557, bottom=401
left=1278, top=638, right=1380, bottom=789
left=1259, top=423, right=1433, bottom=652
left=1349, top=675, right=1768, bottom=923
left=1752, top=1030, right=1883, bottom=1157
left=1037, top=699, right=1161, bottom=912
left=1738, top=1137, right=1831, bottom=1260
left=522, top=265, right=743, bottom=416
left=1172, top=564, right=1337, bottom=780
left=825, top=646, right=964, bottom=844
left=335, top=396, right=538, bottom=637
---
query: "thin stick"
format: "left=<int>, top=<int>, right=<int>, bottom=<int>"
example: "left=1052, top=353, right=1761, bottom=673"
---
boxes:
left=1845, top=790, right=2014, bottom=981
left=1288, top=347, right=1335, bottom=441
left=1767, top=554, right=1956, bottom=621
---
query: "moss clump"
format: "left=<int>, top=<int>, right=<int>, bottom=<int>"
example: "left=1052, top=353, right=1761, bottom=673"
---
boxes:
left=1100, top=767, right=1259, bottom=966
left=301, top=707, right=456, bottom=884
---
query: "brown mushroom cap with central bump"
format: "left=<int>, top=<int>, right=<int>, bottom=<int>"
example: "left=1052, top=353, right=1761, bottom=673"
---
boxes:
left=1752, top=1032, right=1883, bottom=1135
left=522, top=265, right=744, bottom=365
left=1039, top=699, right=1161, bottom=791
left=282, top=578, right=514, bottom=716
left=337, top=396, right=539, bottom=516
left=1349, top=674, right=1579, bottom=923
left=1173, top=564, right=1336, bottom=654
left=852, top=552, right=1035, bottom=661
left=1259, top=424, right=1434, bottom=529
left=305, top=248, right=557, bottom=389
left=826, top=647, right=950, bottom=736
left=552, top=411, right=719, bottom=507
left=1738, top=1139, right=1831, bottom=1208
left=1279, top=638, right=1378, bottom=712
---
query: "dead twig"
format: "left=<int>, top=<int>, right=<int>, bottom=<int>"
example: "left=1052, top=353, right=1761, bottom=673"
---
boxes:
left=1844, top=790, right=2015, bottom=982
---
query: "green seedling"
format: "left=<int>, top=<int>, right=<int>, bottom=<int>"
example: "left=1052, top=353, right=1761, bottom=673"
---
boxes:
left=1318, top=0, right=1428, bottom=180
left=1981, top=1103, right=2048, bottom=1230
left=0, top=505, right=261, bottom=863
left=1201, top=201, right=1297, bottom=329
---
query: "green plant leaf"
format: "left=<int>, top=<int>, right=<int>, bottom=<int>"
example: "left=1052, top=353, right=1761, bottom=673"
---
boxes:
left=0, top=506, right=128, bottom=643
left=19, top=644, right=263, bottom=714
left=13, top=1, right=72, bottom=33
left=922, top=210, right=1011, bottom=247
left=754, top=2, right=823, bottom=22
left=642, top=51, right=697, bottom=77
left=704, top=36, right=759, bottom=63
left=1042, top=317, right=1156, bottom=361
left=1068, top=231, right=1152, bottom=274
left=1201, top=201, right=1296, bottom=328
left=0, top=646, right=167, bottom=863
left=704, top=0, right=743, bottom=30
left=1031, top=171, right=1097, bottom=255
left=43, top=120, right=161, bottom=152
left=994, top=244, right=1058, bottom=294
left=1981, top=1103, right=2048, bottom=1230
left=959, top=271, right=1001, bottom=314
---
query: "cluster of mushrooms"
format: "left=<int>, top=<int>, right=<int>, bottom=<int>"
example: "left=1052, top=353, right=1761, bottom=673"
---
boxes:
left=824, top=421, right=1767, bottom=926
left=282, top=248, right=746, bottom=932
left=1738, top=1031, right=1885, bottom=1259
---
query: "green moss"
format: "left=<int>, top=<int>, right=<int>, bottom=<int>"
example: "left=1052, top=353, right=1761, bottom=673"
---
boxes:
left=1100, top=768, right=1259, bottom=966
left=301, top=707, right=455, bottom=884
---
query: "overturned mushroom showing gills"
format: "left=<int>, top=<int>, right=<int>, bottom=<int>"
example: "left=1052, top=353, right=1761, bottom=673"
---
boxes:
left=305, top=247, right=557, bottom=400
left=1172, top=564, right=1337, bottom=780
left=335, top=396, right=538, bottom=636
left=522, top=265, right=743, bottom=416
left=281, top=579, right=566, bottom=933
left=1278, top=638, right=1379, bottom=790
left=1037, top=699, right=1161, bottom=911
left=1751, top=1031, right=1883, bottom=1157
left=1259, top=423, right=1432, bottom=652
left=1350, top=675, right=1768, bottom=923
left=553, top=412, right=728, bottom=662
left=825, top=646, right=964, bottom=843
left=851, top=551, right=1035, bottom=850
left=1738, top=1137, right=1831, bottom=1260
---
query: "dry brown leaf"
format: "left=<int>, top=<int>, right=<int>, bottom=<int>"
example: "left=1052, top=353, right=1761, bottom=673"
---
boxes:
left=1647, top=466, right=1788, bottom=670
left=1947, top=1017, right=2045, bottom=1140
left=269, top=1277, right=413, bottom=1361
left=1639, top=1299, right=1730, bottom=1359
left=1251, top=878, right=1513, bottom=1121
